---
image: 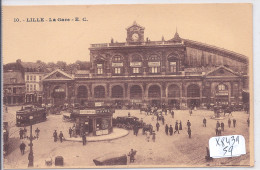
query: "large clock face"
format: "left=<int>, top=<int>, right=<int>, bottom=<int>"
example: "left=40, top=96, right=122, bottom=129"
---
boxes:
left=132, top=33, right=139, bottom=41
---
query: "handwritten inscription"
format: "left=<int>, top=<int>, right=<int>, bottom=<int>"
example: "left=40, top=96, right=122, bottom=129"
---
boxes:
left=209, top=135, right=246, bottom=158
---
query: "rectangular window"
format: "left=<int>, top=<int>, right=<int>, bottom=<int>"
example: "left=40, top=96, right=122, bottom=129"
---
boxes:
left=133, top=67, right=140, bottom=74
left=170, top=62, right=177, bottom=72
left=39, top=76, right=42, bottom=81
left=97, top=68, right=103, bottom=74
left=13, top=87, right=16, bottom=94
left=30, top=76, right=32, bottom=81
left=114, top=68, right=121, bottom=74
left=30, top=84, right=32, bottom=91
left=34, top=84, right=36, bottom=91
left=34, top=76, right=36, bottom=81
left=27, top=75, right=29, bottom=81
left=150, top=67, right=159, bottom=73
left=27, top=84, right=29, bottom=91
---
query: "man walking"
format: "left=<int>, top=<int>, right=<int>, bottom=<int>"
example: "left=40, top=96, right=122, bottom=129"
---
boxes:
left=169, top=125, right=173, bottom=136
left=228, top=118, right=231, bottom=128
left=179, top=121, right=182, bottom=130
left=156, top=122, right=160, bottom=131
left=19, top=128, right=24, bottom=139
left=221, top=122, right=224, bottom=132
left=20, top=142, right=26, bottom=155
left=23, top=127, right=27, bottom=139
left=174, top=121, right=179, bottom=134
left=152, top=131, right=156, bottom=142
left=128, top=149, right=137, bottom=163
left=187, top=120, right=191, bottom=129
left=233, top=119, right=236, bottom=128
left=187, top=127, right=191, bottom=138
left=82, top=133, right=87, bottom=145
left=162, top=116, right=165, bottom=125
left=189, top=109, right=192, bottom=116
left=247, top=118, right=250, bottom=127
left=165, top=124, right=169, bottom=135
left=69, top=127, right=73, bottom=138
left=171, top=110, right=174, bottom=118
left=59, top=131, right=64, bottom=143
left=35, top=127, right=40, bottom=139
left=53, top=130, right=58, bottom=142
left=203, top=118, right=207, bottom=127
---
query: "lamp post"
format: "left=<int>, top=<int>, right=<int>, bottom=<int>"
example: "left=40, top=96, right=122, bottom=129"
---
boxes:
left=28, top=115, right=34, bottom=167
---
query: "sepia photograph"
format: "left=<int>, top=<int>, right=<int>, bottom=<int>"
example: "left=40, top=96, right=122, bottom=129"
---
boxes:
left=1, top=3, right=253, bottom=169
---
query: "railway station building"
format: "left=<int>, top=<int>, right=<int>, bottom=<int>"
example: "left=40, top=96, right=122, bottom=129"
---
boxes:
left=42, top=22, right=249, bottom=109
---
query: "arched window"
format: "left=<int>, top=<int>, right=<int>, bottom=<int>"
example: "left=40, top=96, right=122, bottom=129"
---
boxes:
left=148, top=85, right=161, bottom=98
left=112, top=85, right=124, bottom=98
left=148, top=55, right=161, bottom=73
left=77, top=86, right=88, bottom=98
left=168, top=85, right=180, bottom=98
left=94, top=86, right=105, bottom=98
left=130, top=85, right=142, bottom=99
left=113, top=55, right=122, bottom=62
left=187, top=84, right=200, bottom=97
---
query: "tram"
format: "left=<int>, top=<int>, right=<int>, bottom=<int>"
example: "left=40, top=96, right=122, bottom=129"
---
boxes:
left=16, top=105, right=47, bottom=127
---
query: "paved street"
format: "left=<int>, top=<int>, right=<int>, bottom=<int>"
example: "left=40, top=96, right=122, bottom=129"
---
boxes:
left=3, top=106, right=251, bottom=168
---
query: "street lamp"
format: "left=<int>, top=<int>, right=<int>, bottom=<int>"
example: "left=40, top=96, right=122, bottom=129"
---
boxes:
left=28, top=115, right=34, bottom=167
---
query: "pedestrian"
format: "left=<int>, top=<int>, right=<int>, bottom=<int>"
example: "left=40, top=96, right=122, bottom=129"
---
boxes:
left=187, top=127, right=191, bottom=138
left=189, top=109, right=192, bottom=116
left=216, top=121, right=220, bottom=129
left=5, top=106, right=8, bottom=113
left=218, top=126, right=222, bottom=136
left=19, top=128, right=24, bottom=139
left=35, top=127, right=40, bottom=139
left=215, top=128, right=218, bottom=136
left=69, top=127, right=73, bottom=138
left=171, top=110, right=174, bottom=118
left=135, top=126, right=139, bottom=136
left=128, top=112, right=131, bottom=117
left=169, top=125, right=173, bottom=136
left=59, top=131, right=64, bottom=143
left=174, top=121, right=179, bottom=134
left=82, top=133, right=87, bottom=145
left=53, top=130, right=58, bottom=142
left=187, top=120, right=191, bottom=129
left=20, top=142, right=26, bottom=155
left=162, top=116, right=165, bottom=125
left=128, top=149, right=137, bottom=163
left=228, top=118, right=231, bottom=128
left=203, top=118, right=207, bottom=127
left=23, top=127, right=27, bottom=139
left=247, top=118, right=250, bottom=127
left=221, top=122, right=224, bottom=132
left=145, top=131, right=150, bottom=142
left=156, top=122, right=160, bottom=131
left=152, top=131, right=156, bottom=142
left=165, top=124, right=169, bottom=135
left=179, top=121, right=182, bottom=130
left=233, top=119, right=236, bottom=128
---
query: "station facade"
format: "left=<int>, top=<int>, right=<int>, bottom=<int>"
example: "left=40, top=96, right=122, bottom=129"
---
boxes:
left=42, top=22, right=249, bottom=109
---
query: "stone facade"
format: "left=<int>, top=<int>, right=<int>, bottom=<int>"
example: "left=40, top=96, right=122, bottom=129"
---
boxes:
left=42, top=22, right=249, bottom=109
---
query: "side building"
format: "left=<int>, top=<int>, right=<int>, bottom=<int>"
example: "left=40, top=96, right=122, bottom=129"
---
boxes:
left=42, top=22, right=249, bottom=109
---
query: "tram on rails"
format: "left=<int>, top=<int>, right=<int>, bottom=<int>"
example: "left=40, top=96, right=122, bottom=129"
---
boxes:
left=16, top=105, right=47, bottom=127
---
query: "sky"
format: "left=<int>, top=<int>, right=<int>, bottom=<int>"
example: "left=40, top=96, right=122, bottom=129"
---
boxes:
left=2, top=4, right=252, bottom=64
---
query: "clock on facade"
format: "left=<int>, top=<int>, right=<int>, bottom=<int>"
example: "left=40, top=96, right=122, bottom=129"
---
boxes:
left=132, top=33, right=139, bottom=41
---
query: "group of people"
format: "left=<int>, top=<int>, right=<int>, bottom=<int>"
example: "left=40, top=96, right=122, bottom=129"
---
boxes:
left=19, top=127, right=40, bottom=155
left=164, top=120, right=184, bottom=136
left=53, top=130, right=64, bottom=143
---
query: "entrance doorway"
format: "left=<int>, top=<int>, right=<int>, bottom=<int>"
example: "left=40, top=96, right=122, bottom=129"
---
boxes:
left=188, top=99, right=200, bottom=109
left=168, top=99, right=180, bottom=109
left=84, top=119, right=93, bottom=134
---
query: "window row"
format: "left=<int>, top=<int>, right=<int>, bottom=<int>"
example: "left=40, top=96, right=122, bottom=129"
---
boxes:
left=26, top=75, right=42, bottom=81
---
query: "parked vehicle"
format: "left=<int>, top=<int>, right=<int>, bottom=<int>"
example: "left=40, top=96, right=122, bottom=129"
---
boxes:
left=93, top=153, right=127, bottom=166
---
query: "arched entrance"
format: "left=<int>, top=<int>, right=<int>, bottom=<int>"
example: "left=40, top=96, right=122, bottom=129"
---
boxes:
left=77, top=85, right=88, bottom=105
left=148, top=85, right=161, bottom=107
left=168, top=84, right=180, bottom=109
left=52, top=86, right=66, bottom=106
left=187, top=84, right=200, bottom=108
left=215, top=84, right=229, bottom=106
left=111, top=85, right=124, bottom=98
left=130, top=85, right=142, bottom=99
left=94, top=86, right=105, bottom=98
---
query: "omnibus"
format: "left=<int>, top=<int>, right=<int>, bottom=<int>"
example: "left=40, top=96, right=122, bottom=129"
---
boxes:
left=16, top=105, right=47, bottom=127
